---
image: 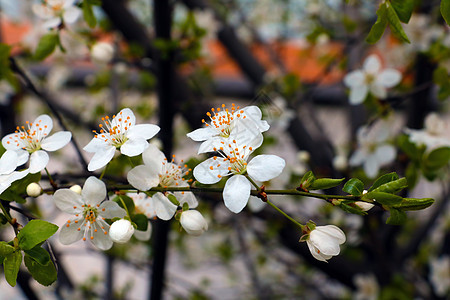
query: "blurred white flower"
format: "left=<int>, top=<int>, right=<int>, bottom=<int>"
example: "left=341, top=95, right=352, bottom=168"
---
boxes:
left=305, top=225, right=346, bottom=262
left=353, top=273, right=379, bottom=300
left=180, top=210, right=208, bottom=236
left=404, top=14, right=444, bottom=52
left=109, top=219, right=135, bottom=244
left=405, top=113, right=450, bottom=150
left=333, top=155, right=348, bottom=171
left=429, top=256, right=450, bottom=297
left=32, top=0, right=81, bottom=29
left=91, top=42, right=115, bottom=65
left=349, top=120, right=396, bottom=178
left=344, top=54, right=402, bottom=105
left=26, top=182, right=42, bottom=197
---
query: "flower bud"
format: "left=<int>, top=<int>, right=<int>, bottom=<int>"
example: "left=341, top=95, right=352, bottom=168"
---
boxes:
left=69, top=185, right=82, bottom=194
left=91, top=42, right=114, bottom=64
left=304, top=225, right=346, bottom=262
left=180, top=210, right=208, bottom=236
left=109, top=219, right=135, bottom=244
left=333, top=155, right=348, bottom=171
left=354, top=201, right=374, bottom=211
left=26, top=183, right=42, bottom=197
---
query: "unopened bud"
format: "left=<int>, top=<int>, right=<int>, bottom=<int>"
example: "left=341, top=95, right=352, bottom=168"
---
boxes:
left=354, top=201, right=374, bottom=211
left=109, top=219, right=135, bottom=244
left=91, top=42, right=114, bottom=64
left=70, top=185, right=82, bottom=194
left=26, top=183, right=42, bottom=197
left=180, top=210, right=208, bottom=236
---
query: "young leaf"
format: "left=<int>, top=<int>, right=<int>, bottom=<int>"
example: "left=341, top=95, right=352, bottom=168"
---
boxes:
left=309, top=178, right=345, bottom=190
left=424, top=146, right=450, bottom=169
left=368, top=172, right=399, bottom=192
left=338, top=203, right=368, bottom=216
left=343, top=178, right=364, bottom=196
left=0, top=241, right=15, bottom=258
left=441, top=0, right=450, bottom=26
left=386, top=208, right=407, bottom=225
left=83, top=1, right=97, bottom=28
left=386, top=1, right=410, bottom=43
left=370, top=178, right=408, bottom=194
left=17, top=220, right=58, bottom=250
left=132, top=214, right=148, bottom=232
left=24, top=254, right=57, bottom=286
left=4, top=251, right=22, bottom=286
left=363, top=191, right=403, bottom=205
left=34, top=33, right=59, bottom=61
left=167, top=194, right=180, bottom=206
left=299, top=171, right=316, bottom=190
left=366, top=2, right=388, bottom=44
left=24, top=245, right=50, bottom=266
left=391, top=0, right=415, bottom=23
left=392, top=197, right=434, bottom=211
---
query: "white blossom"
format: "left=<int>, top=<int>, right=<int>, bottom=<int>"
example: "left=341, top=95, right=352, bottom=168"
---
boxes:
left=353, top=273, right=379, bottom=300
left=109, top=219, right=135, bottom=244
left=26, top=182, right=42, bottom=197
left=429, top=256, right=450, bottom=297
left=344, top=54, right=402, bottom=105
left=305, top=225, right=346, bottom=262
left=180, top=210, right=208, bottom=236
left=32, top=0, right=81, bottom=29
left=405, top=113, right=450, bottom=150
left=91, top=42, right=115, bottom=64
left=84, top=108, right=160, bottom=171
left=1, top=114, right=72, bottom=174
left=53, top=176, right=127, bottom=250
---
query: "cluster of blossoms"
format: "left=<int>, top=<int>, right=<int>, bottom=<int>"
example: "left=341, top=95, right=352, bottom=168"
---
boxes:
left=32, top=0, right=81, bottom=29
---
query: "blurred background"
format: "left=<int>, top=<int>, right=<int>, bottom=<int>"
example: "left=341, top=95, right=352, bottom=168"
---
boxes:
left=0, top=0, right=449, bottom=299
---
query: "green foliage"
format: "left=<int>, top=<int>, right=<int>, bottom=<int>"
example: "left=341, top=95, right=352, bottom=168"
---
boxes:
left=24, top=245, right=51, bottom=266
left=441, top=0, right=450, bottom=25
left=366, top=3, right=388, bottom=44
left=299, top=171, right=315, bottom=191
left=17, top=220, right=58, bottom=250
left=167, top=194, right=180, bottom=206
left=34, top=33, right=59, bottom=61
left=432, top=67, right=450, bottom=100
left=386, top=208, right=407, bottom=225
left=132, top=214, right=148, bottom=231
left=385, top=2, right=410, bottom=43
left=367, top=172, right=399, bottom=192
left=4, top=250, right=22, bottom=286
left=342, top=178, right=364, bottom=196
left=0, top=172, right=42, bottom=203
left=83, top=0, right=97, bottom=28
left=113, top=195, right=135, bottom=214
left=24, top=254, right=57, bottom=286
left=363, top=191, right=403, bottom=206
left=390, top=0, right=414, bottom=23
left=392, top=197, right=434, bottom=211
left=309, top=178, right=345, bottom=190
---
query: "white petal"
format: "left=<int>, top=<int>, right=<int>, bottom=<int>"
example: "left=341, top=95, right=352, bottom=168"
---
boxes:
left=242, top=106, right=270, bottom=132
left=29, top=150, right=49, bottom=173
left=364, top=155, right=380, bottom=178
left=41, top=131, right=72, bottom=151
left=247, top=155, right=285, bottom=182
left=53, top=189, right=84, bottom=214
left=83, top=137, right=109, bottom=153
left=0, top=151, right=18, bottom=175
left=370, top=84, right=387, bottom=99
left=43, top=18, right=62, bottom=29
left=153, top=193, right=177, bottom=220
left=306, top=240, right=329, bottom=262
left=310, top=231, right=341, bottom=256
left=134, top=224, right=152, bottom=241
left=363, top=54, right=381, bottom=74
left=120, top=138, right=148, bottom=157
left=127, top=124, right=160, bottom=140
left=98, top=201, right=127, bottom=219
left=186, top=127, right=217, bottom=141
left=343, top=70, right=365, bottom=87
left=197, top=137, right=224, bottom=154
left=32, top=4, right=54, bottom=19
left=349, top=85, right=368, bottom=105
left=62, top=7, right=81, bottom=24
left=63, top=0, right=77, bottom=8
left=59, top=217, right=84, bottom=245
left=193, top=157, right=230, bottom=184
left=375, top=145, right=396, bottom=165
left=16, top=150, right=29, bottom=166
left=0, top=170, right=29, bottom=195
left=87, top=146, right=116, bottom=171
left=377, top=69, right=402, bottom=88
left=223, top=175, right=251, bottom=213
left=2, top=133, right=23, bottom=150
left=82, top=176, right=106, bottom=206
left=142, top=143, right=165, bottom=170
left=176, top=192, right=198, bottom=209
left=248, top=195, right=266, bottom=212
left=33, top=115, right=53, bottom=135
left=111, top=108, right=136, bottom=128
left=91, top=222, right=113, bottom=250
left=127, top=165, right=160, bottom=191
left=316, top=225, right=346, bottom=244
left=349, top=149, right=365, bottom=167
left=231, top=124, right=264, bottom=151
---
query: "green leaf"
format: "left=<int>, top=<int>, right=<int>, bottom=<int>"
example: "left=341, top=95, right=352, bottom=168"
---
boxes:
left=0, top=213, right=8, bottom=224
left=299, top=171, right=316, bottom=190
left=17, top=220, right=58, bottom=250
left=368, top=172, right=399, bottom=192
left=0, top=190, right=25, bottom=203
left=441, top=0, right=450, bottom=25
left=338, top=203, right=368, bottom=216
left=24, top=254, right=57, bottom=286
left=433, top=67, right=449, bottom=86
left=405, top=163, right=419, bottom=189
left=363, top=191, right=403, bottom=205
left=167, top=194, right=180, bottom=206
left=386, top=208, right=407, bottom=225
left=370, top=178, right=408, bottom=194
left=386, top=1, right=410, bottom=43
left=113, top=195, right=135, bottom=214
left=0, top=241, right=15, bottom=258
left=24, top=246, right=50, bottom=266
left=391, top=0, right=415, bottom=23
left=309, top=178, right=345, bottom=190
left=4, top=251, right=22, bottom=286
left=398, top=134, right=424, bottom=160
left=132, top=214, right=148, bottom=232
left=83, top=1, right=97, bottom=28
left=342, top=178, right=364, bottom=196
left=34, top=33, right=59, bottom=61
left=366, top=3, right=388, bottom=44
left=0, top=44, right=12, bottom=80
left=424, top=147, right=450, bottom=169
left=392, top=197, right=434, bottom=211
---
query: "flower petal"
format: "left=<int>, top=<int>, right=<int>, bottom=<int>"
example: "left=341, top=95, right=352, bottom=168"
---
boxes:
left=223, top=175, right=251, bottom=213
left=186, top=127, right=217, bottom=142
left=343, top=70, right=365, bottom=87
left=53, top=189, right=84, bottom=214
left=134, top=224, right=152, bottom=241
left=43, top=18, right=62, bottom=29
left=349, top=84, right=368, bottom=105
left=16, top=150, right=29, bottom=166
left=317, top=225, right=346, bottom=244
left=59, top=217, right=84, bottom=245
left=0, top=170, right=29, bottom=195
left=248, top=195, right=266, bottom=212
left=126, top=124, right=160, bottom=140
left=2, top=133, right=23, bottom=150
left=32, top=4, right=53, bottom=19
left=310, top=231, right=341, bottom=256
left=29, top=150, right=49, bottom=173
left=32, top=115, right=53, bottom=136
left=120, top=138, right=148, bottom=157
left=377, top=69, right=402, bottom=88
left=0, top=151, right=18, bottom=175
left=176, top=191, right=198, bottom=209
left=153, top=193, right=177, bottom=220
left=247, top=155, right=285, bottom=182
left=111, top=108, right=136, bottom=128
left=127, top=165, right=160, bottom=191
left=364, top=155, right=380, bottom=178
left=82, top=176, right=106, bottom=206
left=63, top=7, right=81, bottom=24
left=370, top=84, right=387, bottom=99
left=87, top=146, right=116, bottom=171
left=375, top=145, right=396, bottom=165
left=41, top=131, right=72, bottom=151
left=142, top=143, right=165, bottom=170
left=363, top=54, right=381, bottom=74
left=83, top=137, right=109, bottom=153
left=307, top=240, right=331, bottom=262
left=242, top=106, right=270, bottom=132
left=193, top=157, right=230, bottom=184
left=91, top=221, right=113, bottom=250
left=98, top=201, right=127, bottom=219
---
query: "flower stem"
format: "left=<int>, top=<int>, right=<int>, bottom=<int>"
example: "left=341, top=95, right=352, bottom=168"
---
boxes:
left=266, top=200, right=305, bottom=231
left=0, top=202, right=19, bottom=235
left=99, top=164, right=108, bottom=180
left=45, top=167, right=57, bottom=189
left=117, top=195, right=131, bottom=219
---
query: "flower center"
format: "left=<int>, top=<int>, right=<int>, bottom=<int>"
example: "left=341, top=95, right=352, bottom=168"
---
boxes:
left=83, top=206, right=99, bottom=223
left=202, top=103, right=246, bottom=138
left=364, top=73, right=375, bottom=85
left=5, top=120, right=48, bottom=153
left=159, top=155, right=192, bottom=188
left=93, top=112, right=132, bottom=148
